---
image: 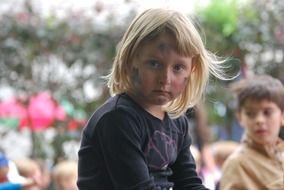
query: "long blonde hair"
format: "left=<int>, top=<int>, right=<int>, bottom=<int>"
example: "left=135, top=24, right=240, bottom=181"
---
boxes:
left=107, top=8, right=228, bottom=118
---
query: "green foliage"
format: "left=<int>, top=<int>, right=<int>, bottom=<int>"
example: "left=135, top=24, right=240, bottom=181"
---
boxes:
left=237, top=0, right=284, bottom=80
left=199, top=0, right=238, bottom=37
left=197, top=0, right=284, bottom=139
left=195, top=0, right=241, bottom=57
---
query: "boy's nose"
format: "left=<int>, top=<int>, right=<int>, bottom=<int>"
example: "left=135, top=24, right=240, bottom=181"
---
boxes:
left=255, top=113, right=265, bottom=124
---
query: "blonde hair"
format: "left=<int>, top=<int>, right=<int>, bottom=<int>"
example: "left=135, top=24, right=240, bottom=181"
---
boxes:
left=52, top=160, right=78, bottom=190
left=107, top=8, right=228, bottom=118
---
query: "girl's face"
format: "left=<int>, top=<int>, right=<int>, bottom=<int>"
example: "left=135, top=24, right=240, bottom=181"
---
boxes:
left=130, top=32, right=194, bottom=116
left=237, top=99, right=284, bottom=146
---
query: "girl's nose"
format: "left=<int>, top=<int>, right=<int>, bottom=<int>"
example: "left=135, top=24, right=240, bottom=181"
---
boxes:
left=158, top=68, right=171, bottom=85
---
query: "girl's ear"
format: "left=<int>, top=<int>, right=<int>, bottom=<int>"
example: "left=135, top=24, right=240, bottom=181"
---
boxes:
left=191, top=56, right=197, bottom=72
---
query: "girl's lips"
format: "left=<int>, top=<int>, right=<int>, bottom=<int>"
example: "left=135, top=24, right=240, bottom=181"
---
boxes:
left=153, top=90, right=169, bottom=94
left=152, top=90, right=171, bottom=99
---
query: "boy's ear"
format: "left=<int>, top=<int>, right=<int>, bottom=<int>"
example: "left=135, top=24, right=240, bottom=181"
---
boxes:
left=236, top=112, right=244, bottom=129
left=235, top=112, right=240, bottom=121
left=281, top=112, right=284, bottom=127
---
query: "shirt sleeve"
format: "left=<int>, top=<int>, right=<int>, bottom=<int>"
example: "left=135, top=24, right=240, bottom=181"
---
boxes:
left=169, top=121, right=209, bottom=190
left=220, top=156, right=256, bottom=190
left=95, top=109, right=158, bottom=190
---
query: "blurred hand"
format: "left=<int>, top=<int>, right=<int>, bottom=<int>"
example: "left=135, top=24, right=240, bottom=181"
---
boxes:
left=21, top=178, right=36, bottom=190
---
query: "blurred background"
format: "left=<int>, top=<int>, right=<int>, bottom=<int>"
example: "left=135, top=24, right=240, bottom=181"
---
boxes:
left=0, top=0, right=283, bottom=172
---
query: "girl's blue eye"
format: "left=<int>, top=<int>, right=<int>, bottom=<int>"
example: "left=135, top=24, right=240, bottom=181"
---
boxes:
left=147, top=60, right=160, bottom=69
left=173, top=64, right=184, bottom=72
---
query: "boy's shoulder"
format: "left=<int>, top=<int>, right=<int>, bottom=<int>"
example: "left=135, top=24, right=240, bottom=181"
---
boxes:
left=223, top=138, right=284, bottom=170
left=222, top=142, right=261, bottom=167
left=276, top=138, right=284, bottom=149
left=275, top=138, right=284, bottom=159
left=221, top=143, right=264, bottom=176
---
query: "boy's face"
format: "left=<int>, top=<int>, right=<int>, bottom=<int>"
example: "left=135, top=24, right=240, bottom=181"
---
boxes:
left=237, top=99, right=284, bottom=145
left=130, top=32, right=193, bottom=110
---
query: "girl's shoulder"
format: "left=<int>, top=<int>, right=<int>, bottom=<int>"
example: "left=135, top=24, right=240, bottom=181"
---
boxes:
left=90, top=93, right=142, bottom=122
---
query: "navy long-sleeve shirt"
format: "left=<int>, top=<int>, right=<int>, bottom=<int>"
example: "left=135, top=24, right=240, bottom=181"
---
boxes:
left=77, top=93, right=208, bottom=190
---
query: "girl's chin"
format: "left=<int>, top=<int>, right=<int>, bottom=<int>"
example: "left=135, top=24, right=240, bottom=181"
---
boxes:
left=153, top=97, right=171, bottom=105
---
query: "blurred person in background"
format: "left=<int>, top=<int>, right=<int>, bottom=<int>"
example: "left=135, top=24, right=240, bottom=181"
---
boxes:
left=186, top=102, right=221, bottom=189
left=211, top=141, right=239, bottom=171
left=0, top=152, right=9, bottom=184
left=189, top=145, right=201, bottom=173
left=210, top=141, right=239, bottom=190
left=0, top=151, right=36, bottom=190
left=51, top=160, right=77, bottom=190
left=14, top=158, right=48, bottom=190
left=35, top=160, right=52, bottom=190
left=220, top=75, right=284, bottom=189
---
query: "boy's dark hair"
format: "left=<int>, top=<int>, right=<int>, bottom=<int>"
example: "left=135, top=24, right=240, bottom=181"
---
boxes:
left=230, top=75, right=284, bottom=111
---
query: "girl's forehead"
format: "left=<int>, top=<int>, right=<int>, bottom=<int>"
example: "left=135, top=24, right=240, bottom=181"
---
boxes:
left=139, top=33, right=178, bottom=52
left=157, top=42, right=176, bottom=53
left=140, top=31, right=194, bottom=57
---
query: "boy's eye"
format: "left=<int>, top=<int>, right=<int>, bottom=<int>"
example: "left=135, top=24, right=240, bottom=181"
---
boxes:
left=245, top=111, right=256, bottom=118
left=245, top=108, right=275, bottom=118
left=263, top=109, right=273, bottom=117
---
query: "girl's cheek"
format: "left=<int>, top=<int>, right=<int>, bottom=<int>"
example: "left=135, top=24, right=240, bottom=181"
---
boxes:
left=174, top=77, right=188, bottom=91
left=183, top=77, right=189, bottom=84
left=132, top=68, right=141, bottom=86
left=180, top=77, right=189, bottom=88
